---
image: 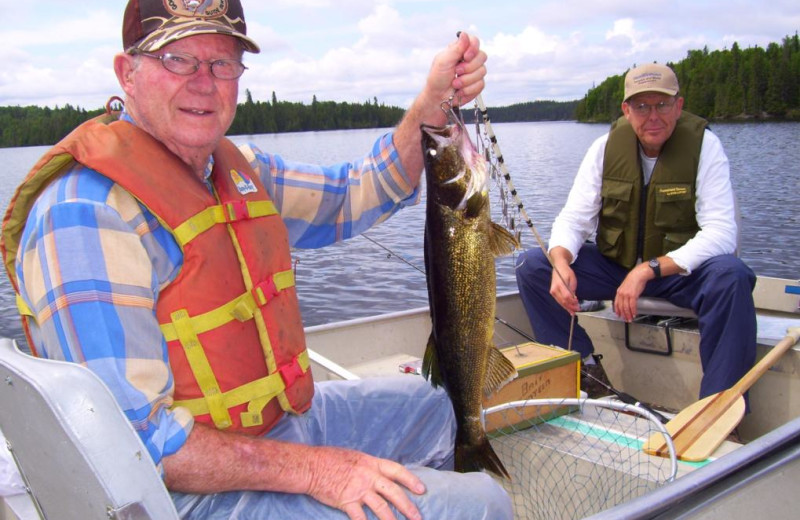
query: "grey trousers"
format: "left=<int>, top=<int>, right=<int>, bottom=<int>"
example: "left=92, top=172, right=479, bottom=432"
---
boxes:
left=172, top=376, right=512, bottom=519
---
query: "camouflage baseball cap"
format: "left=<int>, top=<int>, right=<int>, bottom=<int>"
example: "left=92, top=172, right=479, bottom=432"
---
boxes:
left=123, top=0, right=260, bottom=54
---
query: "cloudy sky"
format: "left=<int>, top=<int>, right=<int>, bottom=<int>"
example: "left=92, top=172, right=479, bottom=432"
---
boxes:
left=2, top=0, right=798, bottom=110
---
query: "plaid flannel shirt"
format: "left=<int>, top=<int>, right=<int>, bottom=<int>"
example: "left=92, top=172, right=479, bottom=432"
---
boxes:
left=15, top=113, right=419, bottom=469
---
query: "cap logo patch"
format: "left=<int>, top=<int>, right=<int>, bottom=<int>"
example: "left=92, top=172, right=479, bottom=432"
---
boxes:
left=633, top=72, right=663, bottom=85
left=164, top=0, right=228, bottom=19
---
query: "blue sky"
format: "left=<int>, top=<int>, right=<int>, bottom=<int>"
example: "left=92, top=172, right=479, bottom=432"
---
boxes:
left=1, top=0, right=798, bottom=110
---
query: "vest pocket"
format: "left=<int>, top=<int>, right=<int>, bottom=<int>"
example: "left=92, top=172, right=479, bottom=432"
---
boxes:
left=597, top=226, right=624, bottom=257
left=653, top=183, right=694, bottom=228
left=600, top=178, right=633, bottom=227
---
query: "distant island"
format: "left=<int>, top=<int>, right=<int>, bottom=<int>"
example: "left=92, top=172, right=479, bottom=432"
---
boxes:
left=1, top=33, right=797, bottom=148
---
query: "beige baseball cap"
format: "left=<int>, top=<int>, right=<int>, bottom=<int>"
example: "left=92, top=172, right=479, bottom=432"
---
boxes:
left=623, top=63, right=679, bottom=101
left=123, top=0, right=260, bottom=54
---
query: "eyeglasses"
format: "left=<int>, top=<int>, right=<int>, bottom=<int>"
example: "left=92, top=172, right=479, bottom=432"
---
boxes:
left=133, top=51, right=247, bottom=80
left=628, top=99, right=677, bottom=116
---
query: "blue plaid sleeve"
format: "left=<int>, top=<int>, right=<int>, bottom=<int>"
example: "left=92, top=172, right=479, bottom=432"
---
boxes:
left=240, top=131, right=421, bottom=248
left=17, top=164, right=193, bottom=470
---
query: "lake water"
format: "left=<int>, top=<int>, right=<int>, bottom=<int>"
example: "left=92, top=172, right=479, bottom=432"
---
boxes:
left=0, top=121, right=798, bottom=346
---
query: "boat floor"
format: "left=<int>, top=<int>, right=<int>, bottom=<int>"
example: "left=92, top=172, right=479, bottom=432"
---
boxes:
left=339, top=345, right=745, bottom=518
left=485, top=396, right=741, bottom=519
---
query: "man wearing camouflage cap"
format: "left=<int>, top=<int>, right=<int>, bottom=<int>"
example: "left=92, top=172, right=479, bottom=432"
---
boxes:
left=2, top=1, right=512, bottom=518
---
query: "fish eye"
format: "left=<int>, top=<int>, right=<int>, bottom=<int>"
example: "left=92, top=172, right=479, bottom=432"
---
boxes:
left=428, top=149, right=438, bottom=157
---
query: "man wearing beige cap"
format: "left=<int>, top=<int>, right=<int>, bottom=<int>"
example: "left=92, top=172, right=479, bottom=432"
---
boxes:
left=2, top=0, right=512, bottom=518
left=515, top=63, right=756, bottom=404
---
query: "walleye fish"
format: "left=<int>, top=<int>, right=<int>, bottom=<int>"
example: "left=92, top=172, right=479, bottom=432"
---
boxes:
left=421, top=115, right=519, bottom=480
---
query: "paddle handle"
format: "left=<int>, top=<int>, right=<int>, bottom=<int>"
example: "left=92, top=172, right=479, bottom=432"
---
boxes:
left=733, top=327, right=800, bottom=394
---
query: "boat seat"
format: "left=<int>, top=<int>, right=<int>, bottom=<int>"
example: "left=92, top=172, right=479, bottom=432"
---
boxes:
left=636, top=298, right=698, bottom=319
left=624, top=194, right=741, bottom=355
left=0, top=337, right=179, bottom=520
left=624, top=298, right=698, bottom=355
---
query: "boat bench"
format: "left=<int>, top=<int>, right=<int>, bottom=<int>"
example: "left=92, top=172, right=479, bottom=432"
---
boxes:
left=615, top=277, right=800, bottom=355
left=0, top=338, right=179, bottom=520
left=624, top=298, right=698, bottom=355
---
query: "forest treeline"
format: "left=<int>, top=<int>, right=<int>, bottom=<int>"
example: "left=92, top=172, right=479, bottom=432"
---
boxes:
left=229, top=91, right=406, bottom=135
left=2, top=34, right=798, bottom=148
left=0, top=94, right=578, bottom=148
left=0, top=92, right=407, bottom=148
left=576, top=33, right=800, bottom=122
left=461, top=100, right=579, bottom=123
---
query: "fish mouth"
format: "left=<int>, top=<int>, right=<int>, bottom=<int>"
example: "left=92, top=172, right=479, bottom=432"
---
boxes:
left=422, top=122, right=488, bottom=211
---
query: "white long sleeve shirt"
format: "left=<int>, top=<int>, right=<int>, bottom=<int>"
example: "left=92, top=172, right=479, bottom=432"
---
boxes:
left=549, top=129, right=738, bottom=274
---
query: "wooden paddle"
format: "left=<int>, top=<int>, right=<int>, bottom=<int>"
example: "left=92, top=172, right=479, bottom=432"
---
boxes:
left=643, top=326, right=800, bottom=462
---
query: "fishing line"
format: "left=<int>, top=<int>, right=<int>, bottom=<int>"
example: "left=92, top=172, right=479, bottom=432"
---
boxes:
left=449, top=30, right=578, bottom=350
left=361, top=233, right=425, bottom=275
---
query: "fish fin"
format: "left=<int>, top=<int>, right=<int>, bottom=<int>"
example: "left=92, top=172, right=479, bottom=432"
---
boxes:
left=422, top=333, right=443, bottom=388
left=464, top=191, right=488, bottom=218
left=483, top=347, right=518, bottom=397
left=455, top=437, right=511, bottom=480
left=488, top=221, right=520, bottom=257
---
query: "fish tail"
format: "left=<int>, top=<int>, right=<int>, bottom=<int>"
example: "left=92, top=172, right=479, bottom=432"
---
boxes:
left=484, top=347, right=518, bottom=397
left=455, top=438, right=511, bottom=480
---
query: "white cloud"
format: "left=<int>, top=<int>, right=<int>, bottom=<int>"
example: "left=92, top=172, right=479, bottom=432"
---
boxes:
left=486, top=27, right=560, bottom=67
left=0, top=9, right=118, bottom=51
left=2, top=0, right=799, bottom=109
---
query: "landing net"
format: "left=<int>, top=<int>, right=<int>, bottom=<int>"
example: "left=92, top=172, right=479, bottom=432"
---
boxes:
left=483, top=398, right=677, bottom=520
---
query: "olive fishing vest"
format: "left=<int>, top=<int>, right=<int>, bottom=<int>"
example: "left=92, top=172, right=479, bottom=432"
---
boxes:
left=596, top=112, right=707, bottom=268
left=1, top=113, right=314, bottom=436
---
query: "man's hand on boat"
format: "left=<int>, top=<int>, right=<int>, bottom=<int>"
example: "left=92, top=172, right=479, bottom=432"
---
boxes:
left=614, top=255, right=683, bottom=322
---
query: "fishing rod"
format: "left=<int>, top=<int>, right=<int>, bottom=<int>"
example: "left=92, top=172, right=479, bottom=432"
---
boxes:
left=361, top=233, right=424, bottom=274
left=582, top=371, right=670, bottom=424
left=364, top=230, right=669, bottom=422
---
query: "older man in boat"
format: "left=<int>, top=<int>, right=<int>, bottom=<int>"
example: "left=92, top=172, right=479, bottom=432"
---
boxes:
left=515, top=63, right=757, bottom=404
left=0, top=1, right=512, bottom=519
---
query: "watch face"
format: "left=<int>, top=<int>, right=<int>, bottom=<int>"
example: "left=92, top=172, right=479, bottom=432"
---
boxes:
left=649, top=258, right=661, bottom=277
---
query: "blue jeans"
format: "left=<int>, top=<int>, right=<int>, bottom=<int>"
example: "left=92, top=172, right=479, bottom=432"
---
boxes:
left=515, top=244, right=757, bottom=399
left=171, top=376, right=512, bottom=519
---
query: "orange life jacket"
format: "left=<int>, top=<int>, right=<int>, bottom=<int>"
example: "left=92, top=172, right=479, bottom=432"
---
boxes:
left=1, top=114, right=314, bottom=436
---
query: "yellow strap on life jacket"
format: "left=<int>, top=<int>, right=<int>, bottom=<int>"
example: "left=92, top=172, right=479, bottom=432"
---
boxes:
left=231, top=270, right=296, bottom=322
left=172, top=350, right=310, bottom=427
left=172, top=200, right=278, bottom=246
left=170, top=308, right=233, bottom=429
left=159, top=269, right=295, bottom=342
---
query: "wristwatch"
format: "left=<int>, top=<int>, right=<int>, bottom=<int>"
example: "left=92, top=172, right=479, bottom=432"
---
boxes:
left=648, top=257, right=662, bottom=278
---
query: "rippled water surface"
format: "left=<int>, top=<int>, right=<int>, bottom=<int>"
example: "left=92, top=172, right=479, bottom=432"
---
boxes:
left=1, top=121, right=797, bottom=344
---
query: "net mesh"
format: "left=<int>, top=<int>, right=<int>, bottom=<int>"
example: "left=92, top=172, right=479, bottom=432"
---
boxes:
left=484, top=398, right=677, bottom=520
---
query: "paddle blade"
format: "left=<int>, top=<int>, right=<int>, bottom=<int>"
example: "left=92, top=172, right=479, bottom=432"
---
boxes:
left=643, top=390, right=745, bottom=462
left=644, top=327, right=800, bottom=463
